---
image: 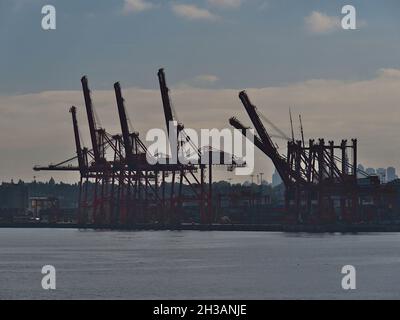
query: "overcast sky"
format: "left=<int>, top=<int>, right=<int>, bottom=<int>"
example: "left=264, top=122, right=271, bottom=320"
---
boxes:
left=0, top=0, right=399, bottom=183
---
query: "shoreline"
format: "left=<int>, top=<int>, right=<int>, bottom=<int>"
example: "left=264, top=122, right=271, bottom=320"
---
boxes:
left=1, top=223, right=400, bottom=233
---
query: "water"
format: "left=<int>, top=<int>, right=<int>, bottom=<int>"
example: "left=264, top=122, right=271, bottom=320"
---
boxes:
left=0, top=229, right=400, bottom=299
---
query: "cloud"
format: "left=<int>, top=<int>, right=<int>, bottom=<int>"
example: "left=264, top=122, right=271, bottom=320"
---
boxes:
left=207, top=0, right=242, bottom=9
left=195, top=74, right=219, bottom=83
left=172, top=4, right=218, bottom=21
left=123, top=0, right=155, bottom=14
left=1, top=69, right=400, bottom=183
left=378, top=68, right=400, bottom=79
left=176, top=74, right=220, bottom=88
left=305, top=11, right=341, bottom=34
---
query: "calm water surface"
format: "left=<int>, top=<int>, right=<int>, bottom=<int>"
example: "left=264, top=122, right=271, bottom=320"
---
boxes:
left=0, top=229, right=399, bottom=299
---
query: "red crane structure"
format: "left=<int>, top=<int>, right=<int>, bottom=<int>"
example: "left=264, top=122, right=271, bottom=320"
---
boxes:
left=34, top=69, right=244, bottom=227
left=157, top=68, right=212, bottom=224
left=230, top=91, right=381, bottom=224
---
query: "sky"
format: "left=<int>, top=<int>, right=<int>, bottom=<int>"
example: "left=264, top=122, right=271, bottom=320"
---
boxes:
left=0, top=0, right=400, bottom=183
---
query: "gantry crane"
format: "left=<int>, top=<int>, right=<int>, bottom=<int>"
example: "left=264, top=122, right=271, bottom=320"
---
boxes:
left=157, top=68, right=211, bottom=223
left=114, top=81, right=180, bottom=225
left=231, top=91, right=364, bottom=223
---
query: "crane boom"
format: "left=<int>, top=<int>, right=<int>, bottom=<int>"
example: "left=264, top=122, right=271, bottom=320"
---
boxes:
left=238, top=91, right=302, bottom=187
left=69, top=106, right=85, bottom=173
left=81, top=76, right=101, bottom=163
left=239, top=91, right=277, bottom=154
left=114, top=82, right=133, bottom=164
left=158, top=68, right=174, bottom=134
left=157, top=68, right=183, bottom=134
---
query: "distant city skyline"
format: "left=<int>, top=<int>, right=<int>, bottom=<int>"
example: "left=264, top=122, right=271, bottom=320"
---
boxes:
left=358, top=164, right=398, bottom=183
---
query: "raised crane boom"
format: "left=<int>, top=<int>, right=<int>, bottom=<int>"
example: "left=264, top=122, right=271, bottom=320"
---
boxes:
left=69, top=106, right=85, bottom=173
left=239, top=91, right=277, bottom=154
left=157, top=68, right=172, bottom=132
left=81, top=76, right=101, bottom=163
left=114, top=82, right=133, bottom=164
left=238, top=91, right=300, bottom=187
left=157, top=68, right=183, bottom=134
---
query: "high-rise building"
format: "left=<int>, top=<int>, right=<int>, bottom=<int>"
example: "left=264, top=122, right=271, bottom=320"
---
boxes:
left=376, top=168, right=386, bottom=184
left=387, top=167, right=397, bottom=182
left=272, top=169, right=282, bottom=187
